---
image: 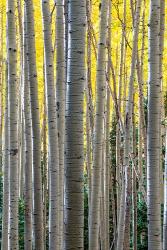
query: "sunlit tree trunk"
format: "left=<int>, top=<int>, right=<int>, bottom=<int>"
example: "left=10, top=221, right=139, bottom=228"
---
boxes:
left=147, top=1, right=161, bottom=249
left=25, top=0, right=44, bottom=248
left=159, top=0, right=165, bottom=205
left=132, top=99, right=137, bottom=250
left=42, top=0, right=60, bottom=248
left=117, top=1, right=142, bottom=249
left=23, top=8, right=32, bottom=250
left=89, top=0, right=109, bottom=249
left=42, top=81, right=47, bottom=250
left=23, top=7, right=32, bottom=249
left=116, top=0, right=126, bottom=222
left=104, top=1, right=111, bottom=248
left=55, top=1, right=65, bottom=247
left=64, top=0, right=86, bottom=248
left=116, top=1, right=141, bottom=249
left=2, top=63, right=9, bottom=250
left=7, top=0, right=19, bottom=248
left=86, top=0, right=93, bottom=226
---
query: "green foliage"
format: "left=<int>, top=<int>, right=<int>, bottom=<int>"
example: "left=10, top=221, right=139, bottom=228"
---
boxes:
left=0, top=174, right=25, bottom=249
left=137, top=200, right=148, bottom=250
left=19, top=199, right=25, bottom=249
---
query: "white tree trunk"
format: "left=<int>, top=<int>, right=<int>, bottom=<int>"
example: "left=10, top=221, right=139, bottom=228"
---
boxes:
left=7, top=0, right=19, bottom=248
left=89, top=0, right=109, bottom=249
left=55, top=1, right=65, bottom=248
left=64, top=0, right=86, bottom=248
left=42, top=0, right=60, bottom=249
left=147, top=1, right=161, bottom=249
left=2, top=63, right=9, bottom=250
left=23, top=7, right=32, bottom=248
left=25, top=0, right=44, bottom=248
left=117, top=1, right=142, bottom=249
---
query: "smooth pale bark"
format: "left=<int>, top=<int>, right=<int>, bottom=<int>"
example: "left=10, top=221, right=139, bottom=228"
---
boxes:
left=147, top=1, right=161, bottom=249
left=136, top=6, right=147, bottom=189
left=159, top=0, right=165, bottom=204
left=89, top=0, right=109, bottom=249
left=24, top=0, right=44, bottom=248
left=7, top=0, right=19, bottom=248
left=2, top=63, right=9, bottom=250
left=64, top=0, right=68, bottom=79
left=132, top=102, right=137, bottom=250
left=117, top=1, right=142, bottom=249
left=104, top=1, right=111, bottom=249
left=55, top=1, right=65, bottom=247
left=42, top=82, right=47, bottom=250
left=17, top=0, right=24, bottom=199
left=23, top=8, right=32, bottom=249
left=42, top=0, right=60, bottom=248
left=116, top=0, right=126, bottom=220
left=86, top=0, right=93, bottom=224
left=64, top=0, right=86, bottom=249
left=100, top=135, right=105, bottom=250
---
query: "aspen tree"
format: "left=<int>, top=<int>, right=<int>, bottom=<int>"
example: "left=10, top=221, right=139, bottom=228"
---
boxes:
left=23, top=6, right=32, bottom=249
left=104, top=1, right=111, bottom=248
left=55, top=1, right=65, bottom=247
left=64, top=0, right=86, bottom=248
left=2, top=63, right=9, bottom=250
left=42, top=0, right=60, bottom=248
left=89, top=0, right=109, bottom=249
left=116, top=0, right=126, bottom=220
left=159, top=0, right=165, bottom=205
left=86, top=0, right=93, bottom=218
left=132, top=100, right=137, bottom=250
left=147, top=0, right=161, bottom=249
left=117, top=0, right=142, bottom=249
left=7, top=0, right=19, bottom=248
left=42, top=80, right=47, bottom=250
left=24, top=0, right=44, bottom=248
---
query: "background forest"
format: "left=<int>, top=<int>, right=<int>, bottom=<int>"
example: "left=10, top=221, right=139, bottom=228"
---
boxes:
left=0, top=0, right=166, bottom=249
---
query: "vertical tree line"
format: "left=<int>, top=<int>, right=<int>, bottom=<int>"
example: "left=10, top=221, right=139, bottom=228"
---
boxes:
left=0, top=0, right=167, bottom=249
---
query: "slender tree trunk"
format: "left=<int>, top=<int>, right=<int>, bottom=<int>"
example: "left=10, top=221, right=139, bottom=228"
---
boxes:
left=64, top=0, right=68, bottom=80
left=42, top=82, right=47, bottom=250
left=104, top=1, right=111, bottom=248
left=116, top=0, right=126, bottom=222
left=7, top=0, right=19, bottom=248
left=42, top=0, right=60, bottom=248
left=86, top=0, right=93, bottom=229
left=2, top=63, right=9, bottom=250
left=132, top=99, right=137, bottom=250
left=89, top=0, right=109, bottom=249
left=55, top=1, right=66, bottom=247
left=24, top=0, right=44, bottom=248
left=64, top=0, right=86, bottom=248
left=147, top=1, right=161, bottom=249
left=117, top=1, right=142, bottom=249
left=23, top=8, right=32, bottom=248
left=159, top=0, right=165, bottom=205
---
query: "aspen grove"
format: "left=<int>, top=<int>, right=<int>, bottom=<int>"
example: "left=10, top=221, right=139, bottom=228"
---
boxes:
left=1, top=0, right=167, bottom=249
